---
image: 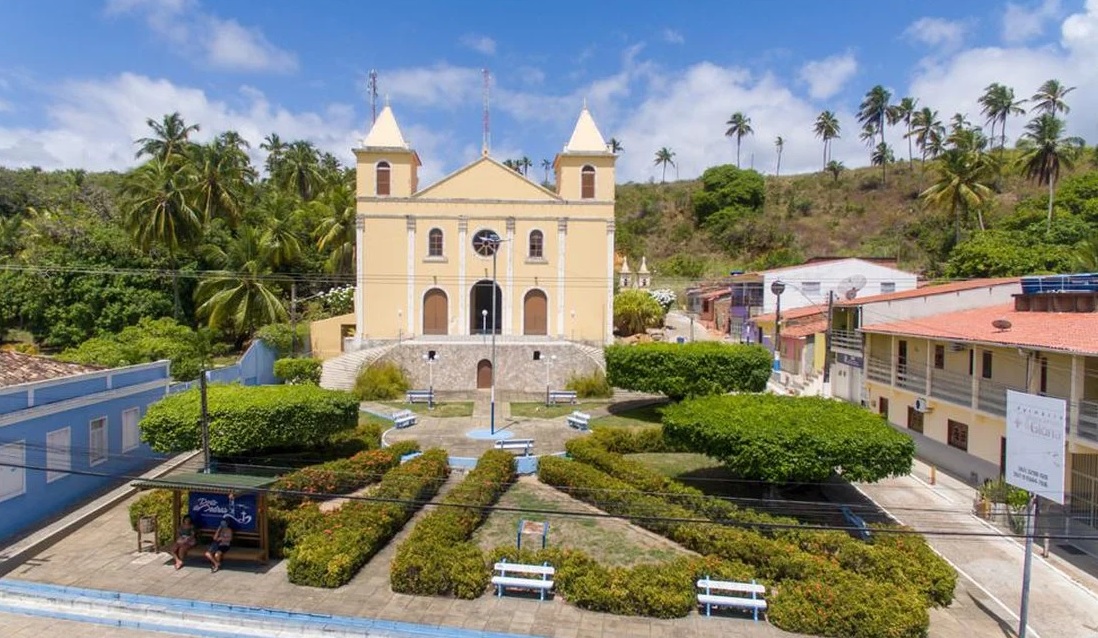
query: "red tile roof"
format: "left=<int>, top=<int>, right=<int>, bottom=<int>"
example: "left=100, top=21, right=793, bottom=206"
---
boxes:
left=783, top=319, right=828, bottom=338
left=838, top=278, right=1018, bottom=306
left=753, top=306, right=826, bottom=323
left=701, top=289, right=730, bottom=300
left=0, top=351, right=102, bottom=388
left=860, top=303, right=1098, bottom=354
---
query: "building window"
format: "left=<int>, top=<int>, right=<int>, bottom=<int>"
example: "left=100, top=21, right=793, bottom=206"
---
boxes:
left=880, top=281, right=896, bottom=294
left=802, top=281, right=821, bottom=295
left=1040, top=357, right=1048, bottom=394
left=376, top=161, right=391, bottom=196
left=0, top=441, right=25, bottom=502
left=89, top=417, right=108, bottom=466
left=907, top=407, right=924, bottom=434
left=947, top=420, right=969, bottom=451
left=934, top=345, right=945, bottom=370
left=981, top=351, right=993, bottom=379
left=427, top=228, right=444, bottom=257
left=581, top=165, right=595, bottom=199
left=122, top=407, right=141, bottom=452
left=46, top=428, right=71, bottom=483
left=528, top=230, right=544, bottom=258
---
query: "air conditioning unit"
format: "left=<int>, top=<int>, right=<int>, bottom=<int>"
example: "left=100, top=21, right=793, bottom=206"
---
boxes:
left=914, top=397, right=932, bottom=413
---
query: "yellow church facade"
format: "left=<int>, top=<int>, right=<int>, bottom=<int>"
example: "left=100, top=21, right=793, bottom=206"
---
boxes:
left=350, top=105, right=617, bottom=347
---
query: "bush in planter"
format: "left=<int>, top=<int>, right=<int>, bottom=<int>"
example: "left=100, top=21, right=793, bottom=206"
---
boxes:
left=128, top=488, right=187, bottom=548
left=588, top=425, right=675, bottom=454
left=768, top=573, right=929, bottom=638
left=605, top=342, right=771, bottom=399
left=274, top=357, right=322, bottom=384
left=565, top=369, right=612, bottom=398
left=353, top=361, right=411, bottom=401
left=140, top=384, right=358, bottom=455
left=269, top=440, right=420, bottom=507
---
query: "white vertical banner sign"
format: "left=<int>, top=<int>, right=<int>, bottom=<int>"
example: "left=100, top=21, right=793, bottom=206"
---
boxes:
left=1005, top=390, right=1067, bottom=504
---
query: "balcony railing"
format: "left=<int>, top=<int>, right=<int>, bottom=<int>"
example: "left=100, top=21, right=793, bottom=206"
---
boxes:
left=896, top=365, right=927, bottom=393
left=930, top=367, right=972, bottom=407
left=866, top=357, right=891, bottom=384
left=1079, top=400, right=1098, bottom=442
left=830, top=329, right=861, bottom=352
left=976, top=379, right=1025, bottom=417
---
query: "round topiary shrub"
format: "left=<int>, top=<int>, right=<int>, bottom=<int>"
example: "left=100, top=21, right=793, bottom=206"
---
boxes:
left=353, top=361, right=411, bottom=400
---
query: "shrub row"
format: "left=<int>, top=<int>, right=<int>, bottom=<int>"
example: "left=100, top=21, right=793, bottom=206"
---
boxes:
left=604, top=342, right=771, bottom=400
left=269, top=440, right=420, bottom=507
left=390, top=449, right=516, bottom=598
left=273, top=357, right=322, bottom=384
left=538, top=456, right=937, bottom=638
left=285, top=449, right=450, bottom=588
left=587, top=424, right=678, bottom=454
left=565, top=370, right=613, bottom=398
left=662, top=394, right=916, bottom=483
left=354, top=361, right=411, bottom=401
left=128, top=488, right=188, bottom=548
left=140, top=384, right=359, bottom=455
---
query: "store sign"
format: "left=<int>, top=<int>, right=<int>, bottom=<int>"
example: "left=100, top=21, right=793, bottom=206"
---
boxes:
left=1005, top=390, right=1066, bottom=504
left=188, top=491, right=258, bottom=531
left=835, top=353, right=864, bottom=368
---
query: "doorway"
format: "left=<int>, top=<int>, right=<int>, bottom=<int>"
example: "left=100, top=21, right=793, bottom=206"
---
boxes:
left=470, top=280, right=502, bottom=335
left=523, top=290, right=548, bottom=335
left=878, top=397, right=890, bottom=422
left=423, top=288, right=448, bottom=335
left=476, top=359, right=493, bottom=389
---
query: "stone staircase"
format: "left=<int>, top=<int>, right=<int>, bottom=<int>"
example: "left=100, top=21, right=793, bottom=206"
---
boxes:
left=572, top=342, right=607, bottom=372
left=319, top=344, right=395, bottom=391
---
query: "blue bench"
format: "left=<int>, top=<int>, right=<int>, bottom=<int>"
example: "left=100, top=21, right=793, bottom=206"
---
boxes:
left=566, top=411, right=591, bottom=430
left=390, top=409, right=417, bottom=429
left=547, top=390, right=577, bottom=406
left=405, top=389, right=434, bottom=405
left=494, top=438, right=534, bottom=456
left=697, top=577, right=767, bottom=621
left=492, top=559, right=555, bottom=601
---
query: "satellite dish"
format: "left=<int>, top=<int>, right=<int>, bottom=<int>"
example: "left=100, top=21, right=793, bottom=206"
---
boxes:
left=837, top=274, right=868, bottom=300
left=992, top=318, right=1012, bottom=331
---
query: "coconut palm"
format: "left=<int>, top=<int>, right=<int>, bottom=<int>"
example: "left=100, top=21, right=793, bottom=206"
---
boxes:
left=859, top=123, right=878, bottom=149
left=519, top=156, right=533, bottom=176
left=256, top=191, right=303, bottom=268
left=813, top=111, right=841, bottom=169
left=921, top=146, right=997, bottom=242
left=887, top=97, right=918, bottom=164
left=609, top=138, right=624, bottom=154
left=907, top=107, right=942, bottom=168
left=978, top=83, right=1027, bottom=157
left=654, top=147, right=676, bottom=183
left=1031, top=79, right=1075, bottom=116
left=312, top=178, right=357, bottom=275
left=724, top=112, right=753, bottom=168
left=858, top=85, right=892, bottom=147
left=774, top=137, right=785, bottom=177
left=135, top=112, right=199, bottom=164
left=540, top=159, right=553, bottom=184
left=1017, top=113, right=1086, bottom=230
left=260, top=133, right=288, bottom=177
left=278, top=141, right=323, bottom=201
left=871, top=142, right=895, bottom=185
left=826, top=160, right=845, bottom=183
left=191, top=133, right=256, bottom=228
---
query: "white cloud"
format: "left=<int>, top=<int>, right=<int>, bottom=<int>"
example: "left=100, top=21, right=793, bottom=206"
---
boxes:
left=904, top=17, right=968, bottom=49
left=1003, top=0, right=1062, bottom=43
left=106, top=0, right=298, bottom=73
left=384, top=64, right=482, bottom=109
left=460, top=34, right=497, bottom=56
left=662, top=29, right=684, bottom=45
left=798, top=51, right=858, bottom=100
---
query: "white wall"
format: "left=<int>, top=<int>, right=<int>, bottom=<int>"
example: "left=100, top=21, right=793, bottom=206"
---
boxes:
left=760, top=259, right=918, bottom=315
left=859, top=282, right=1020, bottom=326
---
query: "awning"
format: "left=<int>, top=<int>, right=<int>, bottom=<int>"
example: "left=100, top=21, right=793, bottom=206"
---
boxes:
left=131, top=472, right=275, bottom=494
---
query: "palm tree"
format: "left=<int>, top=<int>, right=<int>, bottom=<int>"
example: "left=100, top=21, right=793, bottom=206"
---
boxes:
left=921, top=146, right=996, bottom=242
left=774, top=136, right=784, bottom=177
left=654, top=147, right=676, bottom=183
left=826, top=160, right=845, bottom=182
left=925, top=124, right=947, bottom=160
left=1031, top=79, right=1075, bottom=115
left=871, top=142, right=895, bottom=185
left=609, top=138, right=624, bottom=154
left=978, top=83, right=1027, bottom=157
left=135, top=112, right=199, bottom=164
left=887, top=97, right=918, bottom=165
left=540, top=159, right=553, bottom=184
left=724, top=112, right=753, bottom=168
left=859, top=123, right=878, bottom=149
left=312, top=178, right=357, bottom=275
left=191, top=134, right=255, bottom=228
left=195, top=226, right=288, bottom=346
left=858, top=85, right=892, bottom=148
left=907, top=107, right=942, bottom=168
left=261, top=133, right=288, bottom=177
left=813, top=111, right=841, bottom=169
left=519, top=156, right=533, bottom=176
left=1017, top=113, right=1085, bottom=230
left=1075, top=233, right=1098, bottom=271
left=279, top=141, right=322, bottom=201
left=257, top=191, right=303, bottom=268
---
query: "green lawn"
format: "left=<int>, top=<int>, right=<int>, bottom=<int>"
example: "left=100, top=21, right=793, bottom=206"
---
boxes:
left=591, top=403, right=665, bottom=428
left=510, top=401, right=610, bottom=419
left=380, top=401, right=474, bottom=417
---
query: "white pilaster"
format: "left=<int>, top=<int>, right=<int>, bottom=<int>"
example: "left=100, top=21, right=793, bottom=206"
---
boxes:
left=458, top=217, right=468, bottom=335
left=606, top=220, right=615, bottom=345
left=557, top=218, right=568, bottom=339
left=354, top=217, right=366, bottom=344
left=1071, top=354, right=1082, bottom=437
left=505, top=217, right=515, bottom=336
left=406, top=216, right=416, bottom=336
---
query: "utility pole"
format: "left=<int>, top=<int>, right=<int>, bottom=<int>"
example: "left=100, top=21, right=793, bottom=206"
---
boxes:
left=1019, top=493, right=1038, bottom=637
left=199, top=367, right=211, bottom=473
left=823, top=290, right=835, bottom=386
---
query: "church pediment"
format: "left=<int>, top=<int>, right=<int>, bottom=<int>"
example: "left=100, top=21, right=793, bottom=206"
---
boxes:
left=414, top=157, right=561, bottom=201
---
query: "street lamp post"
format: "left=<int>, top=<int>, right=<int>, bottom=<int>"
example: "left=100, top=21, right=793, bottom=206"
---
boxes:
left=489, top=234, right=501, bottom=435
left=422, top=353, right=438, bottom=410
left=481, top=309, right=488, bottom=340
left=771, top=280, right=786, bottom=374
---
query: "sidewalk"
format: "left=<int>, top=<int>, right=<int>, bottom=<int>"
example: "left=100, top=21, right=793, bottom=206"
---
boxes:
left=858, top=459, right=1098, bottom=638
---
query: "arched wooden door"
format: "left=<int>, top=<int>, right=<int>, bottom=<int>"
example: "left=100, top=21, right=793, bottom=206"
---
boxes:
left=476, top=359, right=493, bottom=389
left=523, top=290, right=548, bottom=335
left=423, top=288, right=448, bottom=335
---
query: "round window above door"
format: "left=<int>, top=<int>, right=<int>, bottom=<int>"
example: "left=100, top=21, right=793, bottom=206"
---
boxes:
left=471, top=229, right=501, bottom=257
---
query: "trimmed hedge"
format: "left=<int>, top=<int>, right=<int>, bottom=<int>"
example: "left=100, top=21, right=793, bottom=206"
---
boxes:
left=286, top=449, right=450, bottom=588
left=390, top=450, right=516, bottom=598
left=353, top=361, right=411, bottom=401
left=140, top=384, right=359, bottom=455
left=128, top=488, right=188, bottom=548
left=604, top=342, right=771, bottom=400
left=662, top=394, right=916, bottom=483
left=588, top=425, right=679, bottom=454
left=274, top=357, right=322, bottom=384
left=269, top=440, right=420, bottom=507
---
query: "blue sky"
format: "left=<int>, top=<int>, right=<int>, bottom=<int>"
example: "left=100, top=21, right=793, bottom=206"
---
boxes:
left=1, top=0, right=1096, bottom=182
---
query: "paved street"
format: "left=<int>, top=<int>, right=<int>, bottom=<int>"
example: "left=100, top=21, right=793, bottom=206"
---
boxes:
left=663, top=311, right=720, bottom=342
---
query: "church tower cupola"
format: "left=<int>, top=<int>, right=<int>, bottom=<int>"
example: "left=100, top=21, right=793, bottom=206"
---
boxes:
left=355, top=104, right=422, bottom=197
left=553, top=104, right=616, bottom=201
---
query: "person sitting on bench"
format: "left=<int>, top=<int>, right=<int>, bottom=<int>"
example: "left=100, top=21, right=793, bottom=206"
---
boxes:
left=205, top=517, right=233, bottom=573
left=169, top=514, right=197, bottom=570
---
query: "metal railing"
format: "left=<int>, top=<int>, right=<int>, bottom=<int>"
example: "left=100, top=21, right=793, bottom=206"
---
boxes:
left=930, top=367, right=972, bottom=407
left=896, top=365, right=927, bottom=393
left=830, top=329, right=862, bottom=352
left=1079, top=400, right=1098, bottom=442
left=866, top=357, right=891, bottom=384
left=976, top=379, right=1023, bottom=417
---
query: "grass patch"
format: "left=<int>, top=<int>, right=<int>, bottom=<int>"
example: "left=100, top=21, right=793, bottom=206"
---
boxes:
left=380, top=401, right=474, bottom=417
left=474, top=477, right=691, bottom=567
left=591, top=404, right=664, bottom=428
left=510, top=401, right=610, bottom=419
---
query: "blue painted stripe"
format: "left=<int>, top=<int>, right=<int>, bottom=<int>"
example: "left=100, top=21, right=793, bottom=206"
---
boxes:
left=0, top=579, right=537, bottom=638
left=0, top=601, right=250, bottom=638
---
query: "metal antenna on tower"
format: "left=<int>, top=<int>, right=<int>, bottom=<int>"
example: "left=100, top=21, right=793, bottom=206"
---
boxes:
left=368, top=70, right=379, bottom=124
left=482, top=68, right=490, bottom=156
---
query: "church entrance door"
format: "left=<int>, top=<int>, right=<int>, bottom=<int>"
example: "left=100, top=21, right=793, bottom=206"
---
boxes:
left=423, top=288, right=448, bottom=335
left=476, top=359, right=493, bottom=389
left=523, top=290, right=548, bottom=335
left=470, top=280, right=502, bottom=335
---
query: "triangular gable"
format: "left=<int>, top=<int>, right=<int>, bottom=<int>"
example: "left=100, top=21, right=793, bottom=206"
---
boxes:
left=414, top=157, right=562, bottom=201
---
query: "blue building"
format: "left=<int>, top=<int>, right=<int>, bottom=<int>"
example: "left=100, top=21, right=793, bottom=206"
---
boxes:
left=0, top=352, right=171, bottom=542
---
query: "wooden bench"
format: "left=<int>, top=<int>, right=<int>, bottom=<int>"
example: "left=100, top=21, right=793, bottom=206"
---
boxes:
left=566, top=411, right=591, bottom=430
left=491, top=559, right=555, bottom=601
left=697, top=577, right=766, bottom=620
left=405, top=389, right=435, bottom=405
left=494, top=438, right=534, bottom=456
left=546, top=390, right=577, bottom=406
left=185, top=530, right=267, bottom=564
left=390, top=409, right=417, bottom=429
